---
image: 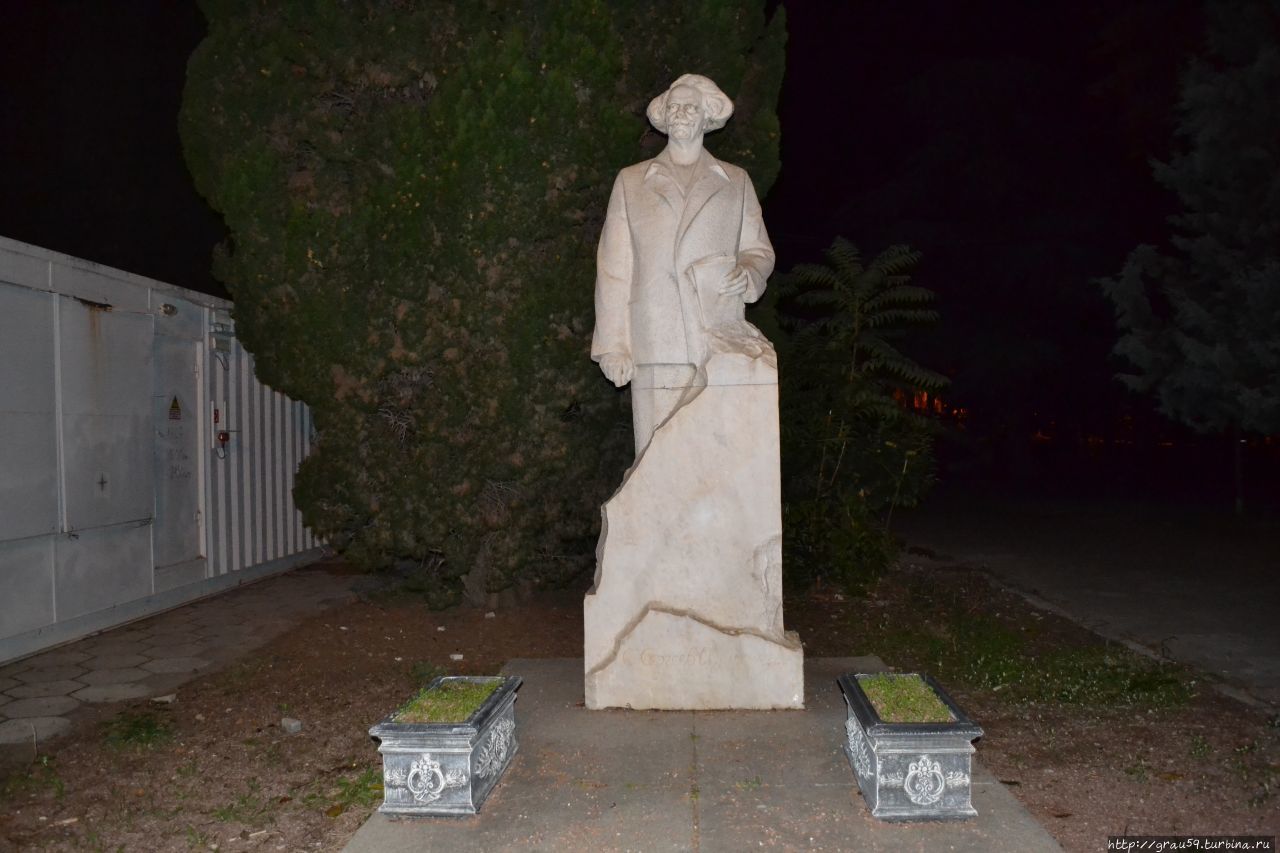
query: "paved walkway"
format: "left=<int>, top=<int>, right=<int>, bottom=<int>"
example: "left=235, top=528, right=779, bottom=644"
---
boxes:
left=0, top=560, right=356, bottom=754
left=894, top=493, right=1280, bottom=709
left=345, top=658, right=1062, bottom=852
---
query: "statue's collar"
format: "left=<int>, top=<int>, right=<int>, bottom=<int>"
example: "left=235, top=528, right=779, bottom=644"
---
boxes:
left=645, top=149, right=729, bottom=185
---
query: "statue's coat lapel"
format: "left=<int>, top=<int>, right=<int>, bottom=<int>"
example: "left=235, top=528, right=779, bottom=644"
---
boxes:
left=675, top=154, right=730, bottom=249
left=642, top=150, right=731, bottom=250
left=643, top=157, right=683, bottom=213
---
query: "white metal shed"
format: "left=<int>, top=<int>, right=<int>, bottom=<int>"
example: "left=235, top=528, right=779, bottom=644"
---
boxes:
left=0, top=236, right=322, bottom=663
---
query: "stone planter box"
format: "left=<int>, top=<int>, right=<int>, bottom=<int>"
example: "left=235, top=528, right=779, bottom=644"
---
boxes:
left=369, top=675, right=521, bottom=816
left=837, top=672, right=983, bottom=821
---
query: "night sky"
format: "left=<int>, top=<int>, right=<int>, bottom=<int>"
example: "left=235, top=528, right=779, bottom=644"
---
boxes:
left=771, top=1, right=1204, bottom=465
left=0, top=2, right=225, bottom=298
left=0, top=1, right=1221, bottom=489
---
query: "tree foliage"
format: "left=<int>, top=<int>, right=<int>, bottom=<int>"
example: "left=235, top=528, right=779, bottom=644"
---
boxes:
left=1101, top=0, right=1280, bottom=439
left=769, top=238, right=947, bottom=591
left=182, top=0, right=786, bottom=605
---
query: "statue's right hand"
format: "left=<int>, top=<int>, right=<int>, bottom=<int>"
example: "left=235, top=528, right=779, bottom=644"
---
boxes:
left=599, top=352, right=634, bottom=387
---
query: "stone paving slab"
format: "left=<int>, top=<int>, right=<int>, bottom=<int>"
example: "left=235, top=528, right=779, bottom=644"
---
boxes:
left=154, top=643, right=207, bottom=659
left=142, top=657, right=210, bottom=674
left=343, top=658, right=1062, bottom=853
left=145, top=632, right=197, bottom=648
left=83, top=654, right=149, bottom=670
left=19, top=650, right=90, bottom=667
left=80, top=639, right=150, bottom=657
left=15, top=666, right=86, bottom=684
left=4, top=697, right=80, bottom=718
left=7, top=681, right=82, bottom=699
left=0, top=562, right=357, bottom=750
left=0, top=717, right=71, bottom=745
left=72, top=684, right=153, bottom=703
left=77, top=667, right=149, bottom=686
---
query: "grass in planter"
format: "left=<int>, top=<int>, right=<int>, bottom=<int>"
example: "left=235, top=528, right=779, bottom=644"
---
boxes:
left=395, top=679, right=501, bottom=723
left=858, top=674, right=954, bottom=723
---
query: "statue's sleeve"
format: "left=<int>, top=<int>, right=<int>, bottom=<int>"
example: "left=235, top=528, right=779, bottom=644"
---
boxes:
left=737, top=174, right=775, bottom=304
left=591, top=172, right=633, bottom=361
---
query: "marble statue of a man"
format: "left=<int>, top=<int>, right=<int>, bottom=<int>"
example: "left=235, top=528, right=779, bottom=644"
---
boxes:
left=591, top=73, right=776, bottom=454
left=583, top=75, right=803, bottom=711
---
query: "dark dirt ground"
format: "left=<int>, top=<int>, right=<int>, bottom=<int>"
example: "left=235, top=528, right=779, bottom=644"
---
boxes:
left=1, top=558, right=1278, bottom=852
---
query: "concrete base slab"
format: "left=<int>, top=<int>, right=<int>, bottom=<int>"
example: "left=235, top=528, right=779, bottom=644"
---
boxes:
left=343, top=658, right=1061, bottom=852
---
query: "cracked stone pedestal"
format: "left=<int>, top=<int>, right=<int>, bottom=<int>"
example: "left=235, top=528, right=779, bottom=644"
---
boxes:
left=584, top=349, right=803, bottom=710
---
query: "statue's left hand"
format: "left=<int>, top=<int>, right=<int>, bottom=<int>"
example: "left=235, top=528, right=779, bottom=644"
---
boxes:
left=718, top=264, right=750, bottom=297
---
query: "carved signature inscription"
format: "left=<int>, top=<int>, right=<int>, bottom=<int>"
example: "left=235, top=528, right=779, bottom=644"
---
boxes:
left=639, top=648, right=717, bottom=666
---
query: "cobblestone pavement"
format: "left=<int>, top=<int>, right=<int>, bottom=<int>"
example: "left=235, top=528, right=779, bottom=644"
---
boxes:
left=0, top=560, right=356, bottom=754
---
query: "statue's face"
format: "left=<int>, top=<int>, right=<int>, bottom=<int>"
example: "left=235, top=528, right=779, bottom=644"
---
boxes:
left=665, top=85, right=705, bottom=141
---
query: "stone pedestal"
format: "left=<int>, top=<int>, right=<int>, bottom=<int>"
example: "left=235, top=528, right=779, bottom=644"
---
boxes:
left=584, top=348, right=803, bottom=710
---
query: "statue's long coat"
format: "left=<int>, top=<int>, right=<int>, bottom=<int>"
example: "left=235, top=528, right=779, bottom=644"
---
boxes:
left=591, top=148, right=775, bottom=366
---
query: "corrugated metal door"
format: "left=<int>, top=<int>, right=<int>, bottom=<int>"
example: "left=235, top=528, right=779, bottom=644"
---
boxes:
left=54, top=294, right=155, bottom=619
left=58, top=296, right=154, bottom=529
left=153, top=334, right=206, bottom=589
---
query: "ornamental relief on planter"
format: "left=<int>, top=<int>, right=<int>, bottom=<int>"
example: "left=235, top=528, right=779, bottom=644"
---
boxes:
left=475, top=717, right=516, bottom=779
left=877, top=756, right=973, bottom=806
left=902, top=755, right=946, bottom=806
left=845, top=718, right=871, bottom=777
left=384, top=753, right=469, bottom=804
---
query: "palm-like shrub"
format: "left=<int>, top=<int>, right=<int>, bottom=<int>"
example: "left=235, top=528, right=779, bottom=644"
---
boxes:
left=773, top=238, right=946, bottom=591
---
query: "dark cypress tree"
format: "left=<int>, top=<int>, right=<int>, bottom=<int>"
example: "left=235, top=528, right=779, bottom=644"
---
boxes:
left=1100, top=0, right=1280, bottom=510
left=182, top=0, right=786, bottom=604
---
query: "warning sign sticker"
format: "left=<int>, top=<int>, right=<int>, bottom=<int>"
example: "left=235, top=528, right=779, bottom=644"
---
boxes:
left=169, top=396, right=182, bottom=420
